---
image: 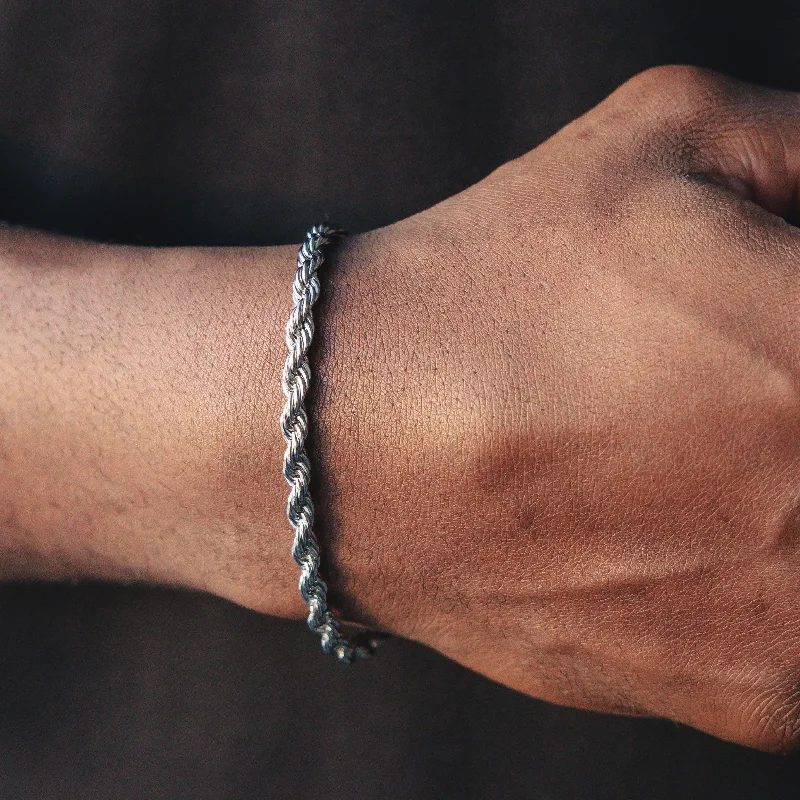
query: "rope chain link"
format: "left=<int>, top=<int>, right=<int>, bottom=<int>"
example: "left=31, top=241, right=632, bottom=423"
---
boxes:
left=280, top=224, right=378, bottom=663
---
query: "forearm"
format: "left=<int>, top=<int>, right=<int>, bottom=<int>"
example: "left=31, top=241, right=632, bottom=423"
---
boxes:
left=0, top=223, right=313, bottom=619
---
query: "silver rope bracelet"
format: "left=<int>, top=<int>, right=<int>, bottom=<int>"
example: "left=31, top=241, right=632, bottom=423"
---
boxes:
left=280, top=224, right=378, bottom=663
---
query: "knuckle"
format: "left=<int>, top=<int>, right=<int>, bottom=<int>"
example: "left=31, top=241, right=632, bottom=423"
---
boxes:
left=593, top=65, right=758, bottom=175
left=625, top=64, right=721, bottom=91
left=615, top=65, right=734, bottom=131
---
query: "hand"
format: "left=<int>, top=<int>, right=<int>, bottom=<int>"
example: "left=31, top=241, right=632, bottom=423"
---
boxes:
left=315, top=66, right=800, bottom=751
left=3, top=64, right=798, bottom=754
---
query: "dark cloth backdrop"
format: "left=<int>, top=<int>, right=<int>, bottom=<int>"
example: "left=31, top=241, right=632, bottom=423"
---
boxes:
left=0, top=1, right=799, bottom=797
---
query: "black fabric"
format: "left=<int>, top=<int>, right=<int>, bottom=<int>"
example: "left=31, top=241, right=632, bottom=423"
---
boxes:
left=0, top=1, right=799, bottom=797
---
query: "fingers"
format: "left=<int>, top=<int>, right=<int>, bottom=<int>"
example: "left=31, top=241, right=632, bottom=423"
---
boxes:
left=601, top=66, right=800, bottom=221
left=576, top=66, right=800, bottom=368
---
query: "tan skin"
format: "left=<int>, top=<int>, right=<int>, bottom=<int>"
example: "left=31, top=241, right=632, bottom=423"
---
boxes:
left=2, top=65, right=800, bottom=752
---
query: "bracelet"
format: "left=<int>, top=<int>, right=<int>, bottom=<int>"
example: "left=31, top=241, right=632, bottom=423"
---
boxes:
left=280, top=224, right=377, bottom=662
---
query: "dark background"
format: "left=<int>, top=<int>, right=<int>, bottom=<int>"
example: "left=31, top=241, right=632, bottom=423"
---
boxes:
left=0, top=1, right=799, bottom=797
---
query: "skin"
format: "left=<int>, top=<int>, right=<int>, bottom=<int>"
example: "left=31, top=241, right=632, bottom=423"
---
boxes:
left=2, top=65, right=800, bottom=751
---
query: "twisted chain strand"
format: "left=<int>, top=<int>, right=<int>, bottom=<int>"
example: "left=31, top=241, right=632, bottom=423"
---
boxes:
left=281, top=224, right=375, bottom=663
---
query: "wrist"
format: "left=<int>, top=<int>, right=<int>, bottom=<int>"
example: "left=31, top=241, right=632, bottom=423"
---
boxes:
left=301, top=226, right=417, bottom=637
